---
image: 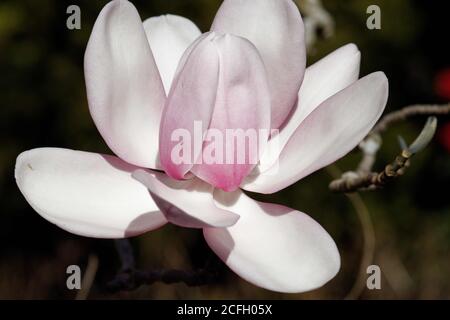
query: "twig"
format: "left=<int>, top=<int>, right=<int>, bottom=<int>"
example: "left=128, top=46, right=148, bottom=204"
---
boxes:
left=371, top=103, right=450, bottom=135
left=357, top=134, right=382, bottom=174
left=330, top=117, right=436, bottom=192
left=114, top=239, right=135, bottom=271
left=106, top=239, right=219, bottom=292
left=332, top=167, right=377, bottom=300
left=106, top=267, right=218, bottom=292
left=344, top=192, right=376, bottom=300
left=329, top=102, right=449, bottom=193
left=327, top=165, right=375, bottom=300
left=75, top=254, right=99, bottom=300
left=378, top=246, right=414, bottom=297
left=329, top=149, right=413, bottom=192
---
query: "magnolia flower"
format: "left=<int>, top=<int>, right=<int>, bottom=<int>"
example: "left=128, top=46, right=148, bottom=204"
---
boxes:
left=15, top=0, right=388, bottom=293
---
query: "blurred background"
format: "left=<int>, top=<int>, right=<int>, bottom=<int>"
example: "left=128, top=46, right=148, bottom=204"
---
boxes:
left=0, top=0, right=449, bottom=299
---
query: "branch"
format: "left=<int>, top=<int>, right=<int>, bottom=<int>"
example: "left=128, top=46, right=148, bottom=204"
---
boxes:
left=106, top=239, right=219, bottom=292
left=330, top=102, right=450, bottom=194
left=106, top=267, right=219, bottom=292
left=75, top=254, right=99, bottom=300
left=329, top=149, right=413, bottom=192
left=329, top=116, right=437, bottom=193
left=327, top=166, right=376, bottom=300
left=114, top=239, right=135, bottom=271
left=371, top=103, right=450, bottom=135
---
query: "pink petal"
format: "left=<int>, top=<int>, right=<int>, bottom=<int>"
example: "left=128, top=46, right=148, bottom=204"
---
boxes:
left=132, top=169, right=240, bottom=228
left=191, top=34, right=271, bottom=191
left=159, top=32, right=220, bottom=180
left=211, top=0, right=306, bottom=128
left=204, top=189, right=340, bottom=293
left=15, top=148, right=167, bottom=238
left=143, top=15, right=201, bottom=94
left=159, top=32, right=271, bottom=191
left=84, top=0, right=166, bottom=169
left=243, top=72, right=389, bottom=194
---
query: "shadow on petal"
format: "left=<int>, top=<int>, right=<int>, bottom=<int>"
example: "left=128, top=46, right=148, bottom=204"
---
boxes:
left=124, top=211, right=167, bottom=238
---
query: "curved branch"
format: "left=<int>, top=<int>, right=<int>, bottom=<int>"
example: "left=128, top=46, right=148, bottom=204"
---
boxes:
left=371, top=103, right=450, bottom=135
left=327, top=166, right=376, bottom=300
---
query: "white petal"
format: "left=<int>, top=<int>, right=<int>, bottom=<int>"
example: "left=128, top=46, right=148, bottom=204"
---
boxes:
left=211, top=0, right=306, bottom=129
left=15, top=148, right=167, bottom=238
left=84, top=0, right=166, bottom=169
left=204, top=190, right=340, bottom=293
left=243, top=72, right=389, bottom=194
left=132, top=169, right=240, bottom=228
left=260, top=44, right=361, bottom=171
left=143, top=14, right=201, bottom=94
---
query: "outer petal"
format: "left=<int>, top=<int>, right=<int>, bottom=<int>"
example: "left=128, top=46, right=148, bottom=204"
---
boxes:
left=132, top=169, right=240, bottom=228
left=259, top=44, right=361, bottom=171
left=143, top=15, right=201, bottom=94
left=84, top=0, right=166, bottom=169
left=15, top=148, right=167, bottom=238
left=159, top=32, right=220, bottom=180
left=204, top=189, right=340, bottom=293
left=211, top=0, right=306, bottom=128
left=243, top=72, right=389, bottom=194
left=191, top=34, right=271, bottom=192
